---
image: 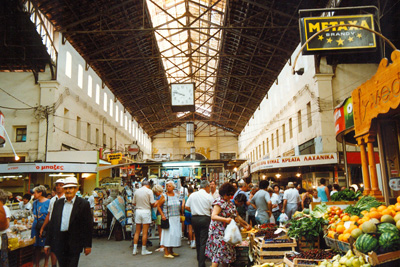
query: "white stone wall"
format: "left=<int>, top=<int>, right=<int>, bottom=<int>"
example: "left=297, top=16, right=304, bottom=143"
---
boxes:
left=0, top=36, right=152, bottom=161
left=152, top=122, right=238, bottom=160
left=238, top=44, right=379, bottom=161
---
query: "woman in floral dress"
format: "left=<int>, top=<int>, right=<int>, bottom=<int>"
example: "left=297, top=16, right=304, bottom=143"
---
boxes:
left=205, top=182, right=251, bottom=267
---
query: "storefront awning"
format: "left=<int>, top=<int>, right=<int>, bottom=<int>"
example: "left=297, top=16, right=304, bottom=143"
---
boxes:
left=250, top=153, right=338, bottom=173
left=0, top=162, right=97, bottom=173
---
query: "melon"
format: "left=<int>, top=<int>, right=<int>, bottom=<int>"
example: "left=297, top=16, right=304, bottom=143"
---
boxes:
left=377, top=223, right=399, bottom=234
left=394, top=213, right=400, bottom=223
left=379, top=232, right=400, bottom=252
left=381, top=214, right=395, bottom=224
left=355, top=233, right=379, bottom=253
left=397, top=220, right=400, bottom=230
left=351, top=228, right=363, bottom=239
left=369, top=218, right=380, bottom=225
left=362, top=221, right=377, bottom=233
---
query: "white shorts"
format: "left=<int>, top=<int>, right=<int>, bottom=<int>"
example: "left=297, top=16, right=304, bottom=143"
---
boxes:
left=135, top=209, right=151, bottom=224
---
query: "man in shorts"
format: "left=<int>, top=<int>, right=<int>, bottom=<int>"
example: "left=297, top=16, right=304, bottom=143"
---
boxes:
left=132, top=180, right=155, bottom=255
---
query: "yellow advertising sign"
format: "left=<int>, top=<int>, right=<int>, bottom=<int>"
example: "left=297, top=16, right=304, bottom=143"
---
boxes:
left=107, top=153, right=122, bottom=165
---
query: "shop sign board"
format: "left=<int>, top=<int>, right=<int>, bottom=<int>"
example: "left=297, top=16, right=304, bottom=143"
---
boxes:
left=299, top=14, right=376, bottom=55
left=127, top=143, right=140, bottom=156
left=250, top=153, right=338, bottom=173
left=352, top=50, right=400, bottom=137
left=334, top=97, right=354, bottom=135
left=0, top=112, right=5, bottom=145
left=107, top=153, right=123, bottom=165
left=0, top=162, right=97, bottom=173
left=389, top=177, right=400, bottom=191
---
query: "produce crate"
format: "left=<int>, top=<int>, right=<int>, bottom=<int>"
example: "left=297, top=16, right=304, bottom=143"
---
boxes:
left=283, top=255, right=325, bottom=267
left=8, top=245, right=34, bottom=267
left=353, top=247, right=400, bottom=266
left=297, top=236, right=320, bottom=251
left=336, top=239, right=351, bottom=253
left=252, top=236, right=296, bottom=265
left=324, top=236, right=338, bottom=250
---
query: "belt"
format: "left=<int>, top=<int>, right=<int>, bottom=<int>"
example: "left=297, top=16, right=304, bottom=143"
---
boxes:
left=192, top=215, right=210, bottom=217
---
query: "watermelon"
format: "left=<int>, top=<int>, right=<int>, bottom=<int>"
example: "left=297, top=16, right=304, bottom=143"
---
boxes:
left=379, top=232, right=400, bottom=252
left=377, top=223, right=399, bottom=234
left=355, top=233, right=379, bottom=253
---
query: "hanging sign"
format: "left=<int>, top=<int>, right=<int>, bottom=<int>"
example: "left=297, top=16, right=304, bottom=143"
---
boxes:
left=334, top=97, right=354, bottom=136
left=389, top=177, right=400, bottom=191
left=127, top=144, right=140, bottom=156
left=299, top=14, right=376, bottom=54
left=107, top=153, right=123, bottom=165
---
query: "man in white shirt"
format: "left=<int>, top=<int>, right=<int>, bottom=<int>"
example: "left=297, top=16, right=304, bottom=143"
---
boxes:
left=132, top=180, right=155, bottom=256
left=44, top=177, right=92, bottom=267
left=19, top=194, right=33, bottom=211
left=185, top=180, right=214, bottom=267
left=41, top=179, right=65, bottom=267
left=209, top=180, right=219, bottom=199
left=282, top=182, right=301, bottom=220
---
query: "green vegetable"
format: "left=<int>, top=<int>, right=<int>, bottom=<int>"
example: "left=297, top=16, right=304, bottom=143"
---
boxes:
left=344, top=205, right=362, bottom=216
left=331, top=189, right=362, bottom=201
left=287, top=216, right=327, bottom=247
left=311, top=203, right=327, bottom=218
left=353, top=196, right=383, bottom=211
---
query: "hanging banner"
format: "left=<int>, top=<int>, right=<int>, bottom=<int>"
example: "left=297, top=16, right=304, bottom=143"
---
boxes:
left=0, top=162, right=97, bottom=173
left=300, top=14, right=376, bottom=54
left=334, top=97, right=354, bottom=136
left=251, top=153, right=338, bottom=173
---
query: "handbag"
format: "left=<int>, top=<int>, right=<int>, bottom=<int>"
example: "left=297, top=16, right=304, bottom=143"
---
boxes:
left=35, top=201, right=47, bottom=237
left=160, top=195, right=169, bottom=229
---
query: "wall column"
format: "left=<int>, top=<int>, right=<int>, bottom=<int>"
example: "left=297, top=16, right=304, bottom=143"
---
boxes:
left=357, top=137, right=371, bottom=195
left=365, top=133, right=384, bottom=201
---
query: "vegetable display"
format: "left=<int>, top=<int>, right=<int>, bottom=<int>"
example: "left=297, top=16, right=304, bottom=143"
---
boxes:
left=344, top=196, right=383, bottom=216
left=330, top=189, right=362, bottom=201
left=355, top=233, right=379, bottom=253
left=287, top=216, right=327, bottom=246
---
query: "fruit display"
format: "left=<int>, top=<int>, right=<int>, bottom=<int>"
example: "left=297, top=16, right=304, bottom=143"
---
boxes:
left=322, top=250, right=371, bottom=267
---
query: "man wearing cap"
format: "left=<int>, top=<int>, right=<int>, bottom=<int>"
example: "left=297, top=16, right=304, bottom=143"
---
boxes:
left=44, top=177, right=92, bottom=267
left=132, top=180, right=155, bottom=256
left=282, top=182, right=301, bottom=220
left=41, top=179, right=65, bottom=267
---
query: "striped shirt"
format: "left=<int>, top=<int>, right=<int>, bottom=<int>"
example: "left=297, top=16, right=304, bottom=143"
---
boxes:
left=162, top=193, right=181, bottom=217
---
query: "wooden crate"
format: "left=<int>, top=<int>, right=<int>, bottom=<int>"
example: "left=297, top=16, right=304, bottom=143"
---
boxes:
left=283, top=255, right=325, bottom=267
left=297, top=236, right=320, bottom=251
left=252, top=236, right=296, bottom=265
left=324, top=236, right=338, bottom=250
left=353, top=247, right=400, bottom=266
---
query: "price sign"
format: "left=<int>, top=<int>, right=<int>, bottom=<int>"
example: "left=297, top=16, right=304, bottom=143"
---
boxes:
left=389, top=177, right=400, bottom=191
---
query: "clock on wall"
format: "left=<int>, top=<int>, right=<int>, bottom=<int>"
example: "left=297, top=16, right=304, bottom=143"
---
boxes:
left=170, top=83, right=195, bottom=113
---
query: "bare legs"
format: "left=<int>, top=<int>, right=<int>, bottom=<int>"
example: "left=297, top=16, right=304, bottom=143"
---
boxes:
left=34, top=247, right=49, bottom=267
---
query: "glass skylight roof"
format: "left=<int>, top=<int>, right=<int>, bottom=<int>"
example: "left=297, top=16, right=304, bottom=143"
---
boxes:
left=146, top=0, right=226, bottom=117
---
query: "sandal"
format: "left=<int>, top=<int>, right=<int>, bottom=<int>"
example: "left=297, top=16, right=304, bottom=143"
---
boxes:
left=164, top=254, right=174, bottom=259
left=171, top=252, right=179, bottom=257
left=155, top=247, right=164, bottom=252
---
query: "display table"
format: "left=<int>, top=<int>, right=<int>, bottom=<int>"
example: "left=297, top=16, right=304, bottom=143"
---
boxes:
left=251, top=234, right=296, bottom=265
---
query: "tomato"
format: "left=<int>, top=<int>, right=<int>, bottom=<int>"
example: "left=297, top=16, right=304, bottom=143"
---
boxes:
left=336, top=210, right=343, bottom=216
left=340, top=213, right=345, bottom=219
left=334, top=215, right=339, bottom=220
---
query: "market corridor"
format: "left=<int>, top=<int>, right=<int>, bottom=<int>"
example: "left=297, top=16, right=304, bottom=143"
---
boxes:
left=78, top=237, right=198, bottom=266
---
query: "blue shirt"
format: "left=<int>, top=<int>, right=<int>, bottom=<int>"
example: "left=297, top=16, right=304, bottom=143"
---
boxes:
left=317, top=186, right=328, bottom=202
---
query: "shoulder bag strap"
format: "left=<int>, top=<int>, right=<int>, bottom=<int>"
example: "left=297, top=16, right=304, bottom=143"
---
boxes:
left=166, top=195, right=169, bottom=219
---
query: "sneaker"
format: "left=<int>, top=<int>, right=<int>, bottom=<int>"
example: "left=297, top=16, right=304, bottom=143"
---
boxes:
left=187, top=240, right=191, bottom=245
left=132, top=249, right=138, bottom=255
left=142, top=250, right=153, bottom=255
left=190, top=241, right=196, bottom=249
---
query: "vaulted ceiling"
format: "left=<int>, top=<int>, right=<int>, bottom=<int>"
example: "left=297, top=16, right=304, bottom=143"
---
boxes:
left=5, top=0, right=334, bottom=136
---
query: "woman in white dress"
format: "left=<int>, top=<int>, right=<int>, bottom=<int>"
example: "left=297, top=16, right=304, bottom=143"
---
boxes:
left=157, top=181, right=182, bottom=258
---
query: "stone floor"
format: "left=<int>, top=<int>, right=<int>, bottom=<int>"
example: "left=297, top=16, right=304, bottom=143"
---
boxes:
left=78, top=237, right=199, bottom=267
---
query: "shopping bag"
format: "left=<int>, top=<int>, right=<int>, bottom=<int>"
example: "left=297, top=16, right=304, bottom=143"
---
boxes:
left=277, top=213, right=289, bottom=223
left=223, top=220, right=242, bottom=245
left=269, top=214, right=275, bottom=224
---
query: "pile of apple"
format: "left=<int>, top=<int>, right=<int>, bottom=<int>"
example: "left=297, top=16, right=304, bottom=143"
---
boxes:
left=323, top=206, right=349, bottom=225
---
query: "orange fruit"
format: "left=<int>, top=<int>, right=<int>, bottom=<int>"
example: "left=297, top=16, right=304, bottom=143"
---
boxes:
left=342, top=215, right=350, bottom=222
left=389, top=205, right=396, bottom=210
left=377, top=206, right=387, bottom=212
left=336, top=225, right=346, bottom=234
left=343, top=233, right=351, bottom=242
left=350, top=215, right=359, bottom=222
left=369, top=211, right=382, bottom=219
left=357, top=219, right=363, bottom=225
left=394, top=203, right=400, bottom=212
left=361, top=210, right=368, bottom=216
left=338, top=234, right=344, bottom=241
left=359, top=224, right=363, bottom=230
left=397, top=195, right=400, bottom=203
left=370, top=207, right=378, bottom=212
left=382, top=209, right=395, bottom=217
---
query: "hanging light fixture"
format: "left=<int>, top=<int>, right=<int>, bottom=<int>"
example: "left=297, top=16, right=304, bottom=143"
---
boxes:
left=275, top=173, right=281, bottom=178
left=186, top=122, right=194, bottom=143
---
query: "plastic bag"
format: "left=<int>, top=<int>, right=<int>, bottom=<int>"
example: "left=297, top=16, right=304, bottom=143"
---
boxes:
left=270, top=214, right=275, bottom=224
left=277, top=213, right=288, bottom=223
left=223, top=220, right=242, bottom=245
